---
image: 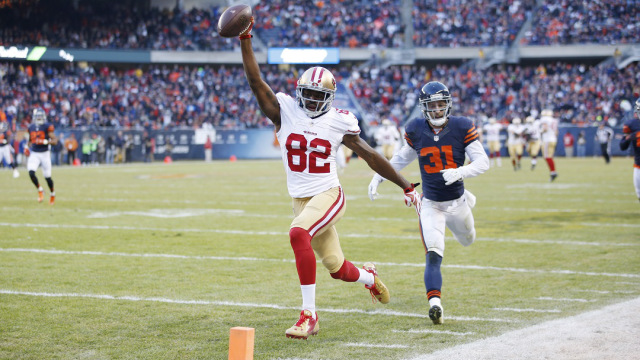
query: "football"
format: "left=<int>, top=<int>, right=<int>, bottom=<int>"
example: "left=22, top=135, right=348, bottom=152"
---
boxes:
left=217, top=4, right=253, bottom=38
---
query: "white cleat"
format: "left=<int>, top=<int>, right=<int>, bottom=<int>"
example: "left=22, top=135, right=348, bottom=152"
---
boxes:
left=13, top=169, right=19, bottom=178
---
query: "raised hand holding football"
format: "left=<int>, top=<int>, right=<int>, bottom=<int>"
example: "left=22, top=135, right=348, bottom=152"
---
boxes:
left=217, top=4, right=253, bottom=38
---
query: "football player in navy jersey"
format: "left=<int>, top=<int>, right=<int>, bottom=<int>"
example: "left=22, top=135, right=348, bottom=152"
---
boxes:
left=620, top=98, right=640, bottom=202
left=368, top=81, right=489, bottom=325
left=26, top=108, right=58, bottom=204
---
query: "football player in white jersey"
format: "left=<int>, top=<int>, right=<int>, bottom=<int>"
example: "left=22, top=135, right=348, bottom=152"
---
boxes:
left=483, top=117, right=502, bottom=167
left=539, top=109, right=559, bottom=181
left=375, top=119, right=401, bottom=160
left=507, top=117, right=525, bottom=171
left=239, top=19, right=420, bottom=340
left=524, top=116, right=541, bottom=170
left=0, top=121, right=19, bottom=178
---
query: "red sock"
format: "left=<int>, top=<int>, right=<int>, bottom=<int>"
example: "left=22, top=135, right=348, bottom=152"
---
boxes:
left=330, top=260, right=360, bottom=282
left=289, top=227, right=316, bottom=285
left=545, top=157, right=555, bottom=172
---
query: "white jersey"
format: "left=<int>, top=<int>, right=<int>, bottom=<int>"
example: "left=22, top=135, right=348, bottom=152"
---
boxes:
left=540, top=116, right=558, bottom=143
left=484, top=122, right=502, bottom=142
left=507, top=123, right=525, bottom=145
left=524, top=120, right=541, bottom=141
left=276, top=93, right=360, bottom=198
left=375, top=125, right=400, bottom=146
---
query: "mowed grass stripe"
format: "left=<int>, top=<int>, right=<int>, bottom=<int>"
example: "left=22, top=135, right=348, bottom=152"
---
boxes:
left=0, top=290, right=513, bottom=322
left=2, top=247, right=638, bottom=278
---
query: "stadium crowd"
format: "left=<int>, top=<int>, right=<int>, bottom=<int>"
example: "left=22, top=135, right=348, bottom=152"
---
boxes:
left=1, top=60, right=637, bottom=132
left=1, top=0, right=637, bottom=51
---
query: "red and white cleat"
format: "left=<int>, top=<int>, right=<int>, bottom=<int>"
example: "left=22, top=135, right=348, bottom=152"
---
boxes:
left=285, top=310, right=319, bottom=340
left=363, top=262, right=390, bottom=304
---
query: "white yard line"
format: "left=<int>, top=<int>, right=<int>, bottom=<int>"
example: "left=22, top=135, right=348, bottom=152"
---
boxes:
left=492, top=307, right=562, bottom=313
left=0, top=289, right=511, bottom=323
left=535, top=297, right=595, bottom=303
left=1, top=222, right=637, bottom=247
left=392, top=329, right=474, bottom=336
left=413, top=297, right=640, bottom=360
left=2, top=247, right=639, bottom=279
left=343, top=343, right=409, bottom=349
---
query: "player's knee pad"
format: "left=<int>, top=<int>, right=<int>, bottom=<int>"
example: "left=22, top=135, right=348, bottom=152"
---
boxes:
left=323, top=255, right=342, bottom=274
left=289, top=227, right=312, bottom=251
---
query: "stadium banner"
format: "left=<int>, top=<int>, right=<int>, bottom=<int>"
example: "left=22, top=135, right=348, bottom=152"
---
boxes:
left=267, top=47, right=340, bottom=64
left=0, top=45, right=150, bottom=63
left=56, top=128, right=282, bottom=162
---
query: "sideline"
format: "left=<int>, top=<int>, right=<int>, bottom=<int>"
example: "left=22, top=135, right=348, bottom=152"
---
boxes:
left=413, top=297, right=640, bottom=360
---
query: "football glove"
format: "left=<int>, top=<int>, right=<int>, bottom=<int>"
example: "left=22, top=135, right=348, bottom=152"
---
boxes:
left=368, top=177, right=383, bottom=201
left=403, top=183, right=421, bottom=208
left=239, top=16, right=254, bottom=39
left=440, top=168, right=464, bottom=185
left=35, top=138, right=49, bottom=145
left=24, top=148, right=30, bottom=157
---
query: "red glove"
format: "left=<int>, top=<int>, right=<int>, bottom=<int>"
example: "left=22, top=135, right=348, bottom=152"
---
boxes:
left=24, top=148, right=30, bottom=157
left=403, top=183, right=421, bottom=209
left=239, top=17, right=255, bottom=40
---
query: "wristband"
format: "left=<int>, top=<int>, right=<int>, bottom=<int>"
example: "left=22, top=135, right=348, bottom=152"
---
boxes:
left=239, top=34, right=253, bottom=40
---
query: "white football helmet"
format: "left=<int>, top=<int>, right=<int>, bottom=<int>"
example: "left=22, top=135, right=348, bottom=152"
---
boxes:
left=512, top=117, right=522, bottom=125
left=33, top=108, right=46, bottom=125
left=296, top=66, right=336, bottom=118
left=488, top=117, right=496, bottom=124
left=525, top=116, right=535, bottom=124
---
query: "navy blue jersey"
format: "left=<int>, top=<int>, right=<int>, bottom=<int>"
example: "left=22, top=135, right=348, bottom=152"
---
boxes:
left=28, top=123, right=55, bottom=152
left=621, top=117, right=640, bottom=168
left=404, top=116, right=479, bottom=201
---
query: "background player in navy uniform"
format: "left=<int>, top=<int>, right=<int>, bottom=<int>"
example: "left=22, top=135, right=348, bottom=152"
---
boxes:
left=368, top=81, right=489, bottom=324
left=26, top=108, right=58, bottom=204
left=620, top=98, right=640, bottom=202
left=0, top=121, right=20, bottom=178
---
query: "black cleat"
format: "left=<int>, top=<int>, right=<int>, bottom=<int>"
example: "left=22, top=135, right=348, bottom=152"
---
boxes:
left=429, top=305, right=444, bottom=325
left=550, top=173, right=558, bottom=182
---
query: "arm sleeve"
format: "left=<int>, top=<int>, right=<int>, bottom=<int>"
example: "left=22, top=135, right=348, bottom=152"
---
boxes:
left=620, top=133, right=632, bottom=151
left=372, top=143, right=417, bottom=182
left=459, top=140, right=490, bottom=179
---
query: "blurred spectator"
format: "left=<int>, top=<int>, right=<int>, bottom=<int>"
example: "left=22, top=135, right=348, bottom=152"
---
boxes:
left=577, top=130, right=587, bottom=157
left=563, top=131, right=575, bottom=157
left=64, top=133, right=78, bottom=165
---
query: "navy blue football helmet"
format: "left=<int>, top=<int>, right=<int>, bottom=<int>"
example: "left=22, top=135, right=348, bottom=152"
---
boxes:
left=419, top=81, right=452, bottom=127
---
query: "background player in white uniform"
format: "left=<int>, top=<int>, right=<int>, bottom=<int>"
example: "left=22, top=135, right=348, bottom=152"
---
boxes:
left=539, top=109, right=559, bottom=181
left=0, top=121, right=19, bottom=178
left=507, top=117, right=525, bottom=171
left=368, top=81, right=489, bottom=325
left=375, top=119, right=401, bottom=160
left=26, top=108, right=58, bottom=204
left=524, top=115, right=541, bottom=170
left=483, top=117, right=502, bottom=167
left=239, top=19, right=420, bottom=340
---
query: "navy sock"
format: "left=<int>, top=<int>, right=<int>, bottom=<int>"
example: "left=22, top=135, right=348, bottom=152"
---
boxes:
left=425, top=251, right=443, bottom=300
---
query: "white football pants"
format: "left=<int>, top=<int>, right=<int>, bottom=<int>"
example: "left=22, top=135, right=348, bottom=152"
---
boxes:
left=27, top=150, right=53, bottom=178
left=418, top=192, right=476, bottom=257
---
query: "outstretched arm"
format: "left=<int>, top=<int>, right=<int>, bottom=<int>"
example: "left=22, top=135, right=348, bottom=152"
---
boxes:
left=239, top=20, right=281, bottom=130
left=343, top=133, right=412, bottom=190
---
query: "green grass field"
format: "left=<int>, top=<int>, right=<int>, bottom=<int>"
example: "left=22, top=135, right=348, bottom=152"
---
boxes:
left=1, top=156, right=639, bottom=360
